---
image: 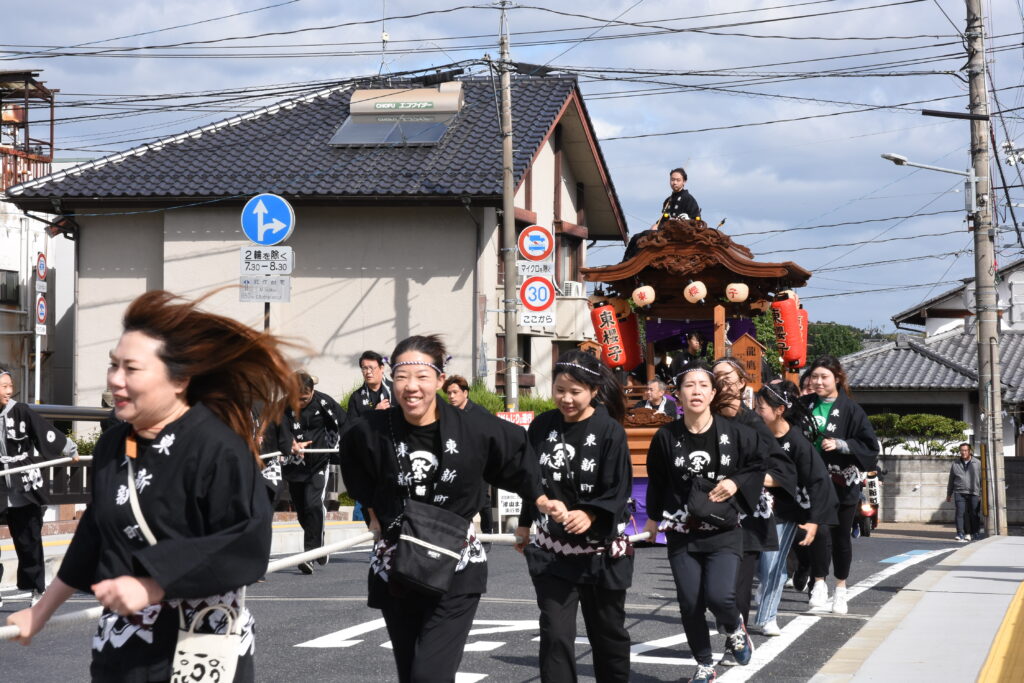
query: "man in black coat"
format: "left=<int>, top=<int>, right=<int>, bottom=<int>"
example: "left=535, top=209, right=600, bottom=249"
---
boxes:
left=444, top=375, right=494, bottom=536
left=623, top=167, right=702, bottom=260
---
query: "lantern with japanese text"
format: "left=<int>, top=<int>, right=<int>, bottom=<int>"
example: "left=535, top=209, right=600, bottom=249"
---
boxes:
left=683, top=280, right=707, bottom=304
left=725, top=282, right=749, bottom=303
left=632, top=285, right=656, bottom=307
left=590, top=304, right=641, bottom=370
left=770, top=297, right=804, bottom=368
left=796, top=306, right=809, bottom=368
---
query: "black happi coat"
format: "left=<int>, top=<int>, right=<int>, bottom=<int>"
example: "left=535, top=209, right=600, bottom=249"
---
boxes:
left=730, top=406, right=797, bottom=553
left=282, top=390, right=347, bottom=480
left=0, top=400, right=74, bottom=510
left=57, top=403, right=274, bottom=683
left=646, top=415, right=767, bottom=553
left=347, top=378, right=394, bottom=420
left=340, top=400, right=544, bottom=601
left=520, top=407, right=634, bottom=590
left=802, top=391, right=879, bottom=506
left=773, top=425, right=838, bottom=527
left=661, top=189, right=701, bottom=221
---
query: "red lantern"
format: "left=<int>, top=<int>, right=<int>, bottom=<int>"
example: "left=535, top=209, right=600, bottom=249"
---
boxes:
left=590, top=305, right=641, bottom=370
left=770, top=298, right=803, bottom=369
left=796, top=307, right=809, bottom=368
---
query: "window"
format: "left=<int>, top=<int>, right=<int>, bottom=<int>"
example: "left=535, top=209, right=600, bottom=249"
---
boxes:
left=0, top=270, right=18, bottom=306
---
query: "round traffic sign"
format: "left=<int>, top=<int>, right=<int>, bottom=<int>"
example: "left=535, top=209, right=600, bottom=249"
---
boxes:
left=36, top=295, right=47, bottom=324
left=36, top=253, right=47, bottom=280
left=517, top=225, right=554, bottom=262
left=241, top=193, right=296, bottom=246
left=520, top=276, right=555, bottom=312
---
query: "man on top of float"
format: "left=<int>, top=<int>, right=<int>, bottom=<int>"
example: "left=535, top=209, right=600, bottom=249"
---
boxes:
left=623, top=167, right=702, bottom=260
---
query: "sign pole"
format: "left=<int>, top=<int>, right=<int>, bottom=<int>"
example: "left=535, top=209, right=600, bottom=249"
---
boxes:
left=265, top=302, right=270, bottom=332
left=33, top=333, right=40, bottom=404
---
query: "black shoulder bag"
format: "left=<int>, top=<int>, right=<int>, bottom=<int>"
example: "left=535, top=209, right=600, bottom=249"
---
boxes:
left=685, top=424, right=740, bottom=529
left=387, top=413, right=469, bottom=597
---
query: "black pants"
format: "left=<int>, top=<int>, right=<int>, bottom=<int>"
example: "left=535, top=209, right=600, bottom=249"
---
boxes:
left=668, top=545, right=742, bottom=666
left=811, top=503, right=857, bottom=581
left=953, top=492, right=982, bottom=536
left=734, top=550, right=759, bottom=627
left=6, top=503, right=45, bottom=593
left=287, top=469, right=328, bottom=551
left=380, top=590, right=480, bottom=683
left=531, top=573, right=631, bottom=683
left=478, top=505, right=493, bottom=534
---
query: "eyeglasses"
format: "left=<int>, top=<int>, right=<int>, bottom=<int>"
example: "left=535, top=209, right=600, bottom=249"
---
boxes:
left=360, top=366, right=378, bottom=373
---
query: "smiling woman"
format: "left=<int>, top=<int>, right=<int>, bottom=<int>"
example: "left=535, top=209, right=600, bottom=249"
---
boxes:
left=6, top=289, right=301, bottom=683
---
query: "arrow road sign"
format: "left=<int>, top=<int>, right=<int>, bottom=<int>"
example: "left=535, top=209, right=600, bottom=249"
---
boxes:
left=241, top=194, right=295, bottom=246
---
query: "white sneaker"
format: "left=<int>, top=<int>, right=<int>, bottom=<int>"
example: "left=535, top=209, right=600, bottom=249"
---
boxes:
left=964, top=534, right=972, bottom=541
left=832, top=586, right=848, bottom=615
left=760, top=619, right=782, bottom=636
left=808, top=581, right=830, bottom=609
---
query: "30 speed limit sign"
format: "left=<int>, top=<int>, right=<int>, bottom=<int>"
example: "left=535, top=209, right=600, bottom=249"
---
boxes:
left=520, top=276, right=555, bottom=312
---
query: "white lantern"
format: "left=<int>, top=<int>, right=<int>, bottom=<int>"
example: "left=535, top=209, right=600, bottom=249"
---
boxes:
left=779, top=289, right=800, bottom=306
left=683, top=281, right=707, bottom=304
left=632, top=286, right=656, bottom=307
left=725, top=282, right=749, bottom=303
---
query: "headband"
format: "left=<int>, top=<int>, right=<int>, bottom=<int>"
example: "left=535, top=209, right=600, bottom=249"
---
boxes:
left=392, top=360, right=444, bottom=375
left=555, top=361, right=601, bottom=377
left=763, top=382, right=792, bottom=408
left=676, top=367, right=715, bottom=381
left=715, top=358, right=746, bottom=375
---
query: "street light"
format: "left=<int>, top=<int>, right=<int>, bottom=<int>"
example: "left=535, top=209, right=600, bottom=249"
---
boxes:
left=880, top=150, right=1004, bottom=536
left=880, top=153, right=980, bottom=213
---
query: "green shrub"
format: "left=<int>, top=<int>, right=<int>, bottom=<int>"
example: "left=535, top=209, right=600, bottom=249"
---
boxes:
left=468, top=381, right=505, bottom=414
left=868, top=413, right=969, bottom=456
left=519, top=394, right=556, bottom=415
left=337, top=492, right=357, bottom=506
left=71, top=431, right=100, bottom=456
left=339, top=382, right=365, bottom=411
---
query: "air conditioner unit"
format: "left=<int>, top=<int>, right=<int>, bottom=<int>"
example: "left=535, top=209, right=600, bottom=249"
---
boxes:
left=562, top=280, right=585, bottom=298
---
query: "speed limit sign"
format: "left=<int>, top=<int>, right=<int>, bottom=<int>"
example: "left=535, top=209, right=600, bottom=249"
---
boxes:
left=520, top=276, right=555, bottom=312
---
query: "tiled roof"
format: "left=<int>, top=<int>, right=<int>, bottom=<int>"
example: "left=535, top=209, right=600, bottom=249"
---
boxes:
left=6, top=77, right=576, bottom=201
left=842, top=330, right=1024, bottom=402
left=891, top=256, right=1024, bottom=325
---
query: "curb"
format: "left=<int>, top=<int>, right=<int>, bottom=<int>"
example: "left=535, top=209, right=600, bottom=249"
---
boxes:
left=810, top=536, right=998, bottom=681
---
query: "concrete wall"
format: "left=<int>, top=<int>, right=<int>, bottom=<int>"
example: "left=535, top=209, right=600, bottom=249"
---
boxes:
left=880, top=454, right=1024, bottom=526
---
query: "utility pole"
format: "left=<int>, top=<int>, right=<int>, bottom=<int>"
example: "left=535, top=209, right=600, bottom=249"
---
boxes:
left=966, top=0, right=1006, bottom=535
left=499, top=2, right=519, bottom=410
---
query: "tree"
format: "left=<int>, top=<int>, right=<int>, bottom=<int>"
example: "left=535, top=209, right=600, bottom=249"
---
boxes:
left=868, top=413, right=970, bottom=456
left=868, top=413, right=904, bottom=456
left=753, top=309, right=782, bottom=376
left=807, top=321, right=862, bottom=361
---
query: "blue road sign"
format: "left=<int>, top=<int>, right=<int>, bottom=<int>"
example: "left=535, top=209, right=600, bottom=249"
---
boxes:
left=241, top=193, right=296, bottom=246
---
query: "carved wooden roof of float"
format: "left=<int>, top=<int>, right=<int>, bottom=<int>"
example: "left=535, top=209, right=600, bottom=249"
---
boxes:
left=581, top=219, right=812, bottom=319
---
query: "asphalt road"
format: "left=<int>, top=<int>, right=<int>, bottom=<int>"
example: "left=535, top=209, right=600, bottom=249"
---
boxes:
left=0, top=526, right=962, bottom=682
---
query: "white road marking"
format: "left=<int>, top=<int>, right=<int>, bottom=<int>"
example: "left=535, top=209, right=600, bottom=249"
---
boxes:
left=294, top=618, right=387, bottom=648
left=468, top=620, right=539, bottom=636
left=718, top=548, right=956, bottom=681
left=455, top=675, right=488, bottom=682
left=463, top=641, right=505, bottom=652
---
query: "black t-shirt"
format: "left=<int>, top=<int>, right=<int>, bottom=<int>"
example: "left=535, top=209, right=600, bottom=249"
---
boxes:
left=396, top=419, right=443, bottom=502
left=681, top=426, right=717, bottom=477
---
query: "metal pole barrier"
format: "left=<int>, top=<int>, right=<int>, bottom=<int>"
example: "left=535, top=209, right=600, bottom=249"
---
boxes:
left=0, top=455, right=91, bottom=477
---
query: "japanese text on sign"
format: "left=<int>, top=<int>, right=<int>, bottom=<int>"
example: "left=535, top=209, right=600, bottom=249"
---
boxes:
left=240, top=246, right=294, bottom=275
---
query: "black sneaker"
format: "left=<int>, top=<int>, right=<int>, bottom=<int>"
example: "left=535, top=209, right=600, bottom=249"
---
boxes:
left=297, top=561, right=314, bottom=575
left=726, top=622, right=754, bottom=666
left=689, top=663, right=717, bottom=682
left=316, top=554, right=329, bottom=567
left=719, top=650, right=739, bottom=667
left=793, top=567, right=809, bottom=593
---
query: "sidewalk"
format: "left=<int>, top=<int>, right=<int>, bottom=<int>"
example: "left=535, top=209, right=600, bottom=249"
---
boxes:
left=1, top=519, right=370, bottom=593
left=812, top=535, right=1024, bottom=682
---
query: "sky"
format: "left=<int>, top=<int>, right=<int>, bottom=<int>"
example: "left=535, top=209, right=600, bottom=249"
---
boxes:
left=3, top=0, right=1023, bottom=331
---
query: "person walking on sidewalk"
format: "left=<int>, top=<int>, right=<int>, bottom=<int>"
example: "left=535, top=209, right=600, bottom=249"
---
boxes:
left=801, top=356, right=879, bottom=616
left=347, top=351, right=393, bottom=420
left=947, top=443, right=982, bottom=541
left=0, top=369, right=79, bottom=607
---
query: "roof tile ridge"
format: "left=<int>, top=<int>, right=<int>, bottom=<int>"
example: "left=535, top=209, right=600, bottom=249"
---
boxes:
left=6, top=82, right=356, bottom=197
left=907, top=337, right=978, bottom=381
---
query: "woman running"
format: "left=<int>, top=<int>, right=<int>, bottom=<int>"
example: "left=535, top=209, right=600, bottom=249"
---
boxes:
left=644, top=361, right=766, bottom=683
left=802, top=356, right=879, bottom=614
left=515, top=350, right=633, bottom=683
left=711, top=358, right=795, bottom=657
left=752, top=380, right=838, bottom=636
left=7, top=290, right=295, bottom=682
left=340, top=334, right=557, bottom=683
left=0, top=369, right=79, bottom=606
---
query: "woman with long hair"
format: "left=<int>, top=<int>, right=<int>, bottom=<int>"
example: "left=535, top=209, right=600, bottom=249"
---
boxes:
left=802, top=355, right=879, bottom=615
left=514, top=350, right=632, bottom=683
left=752, top=380, right=838, bottom=636
left=0, top=370, right=79, bottom=607
left=711, top=358, right=795, bottom=660
left=6, top=290, right=298, bottom=682
left=644, top=361, right=766, bottom=683
left=339, top=334, right=556, bottom=683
